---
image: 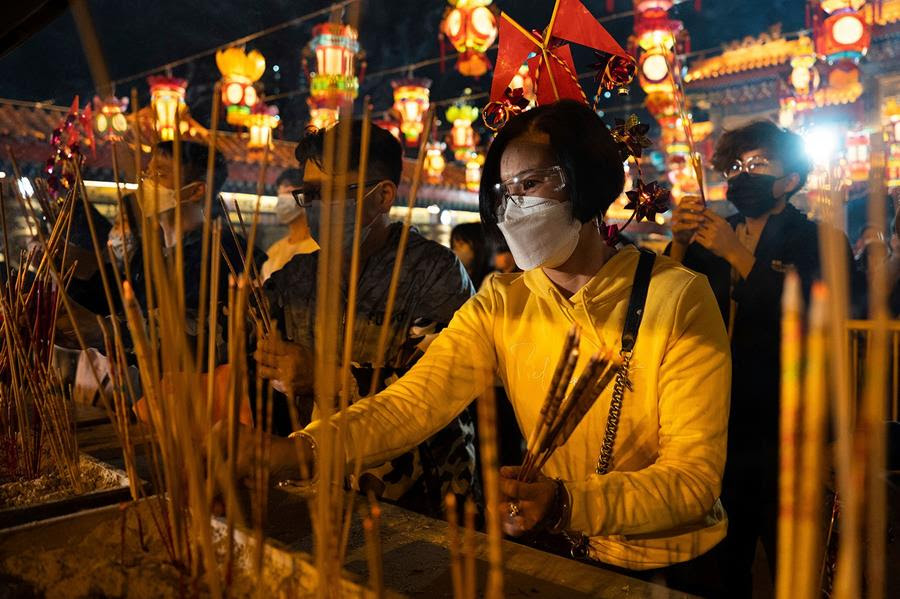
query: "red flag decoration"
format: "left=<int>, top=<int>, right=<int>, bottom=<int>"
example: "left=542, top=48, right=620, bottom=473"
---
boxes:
left=484, top=0, right=634, bottom=130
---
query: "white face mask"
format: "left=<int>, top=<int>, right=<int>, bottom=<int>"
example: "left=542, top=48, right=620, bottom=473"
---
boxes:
left=107, top=232, right=136, bottom=263
left=139, top=180, right=202, bottom=214
left=496, top=196, right=581, bottom=271
left=275, top=192, right=304, bottom=224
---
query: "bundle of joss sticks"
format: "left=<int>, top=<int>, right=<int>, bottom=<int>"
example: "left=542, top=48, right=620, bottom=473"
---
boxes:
left=518, top=325, right=621, bottom=483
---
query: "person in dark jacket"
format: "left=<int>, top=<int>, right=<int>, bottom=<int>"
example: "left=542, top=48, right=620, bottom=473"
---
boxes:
left=668, top=120, right=852, bottom=597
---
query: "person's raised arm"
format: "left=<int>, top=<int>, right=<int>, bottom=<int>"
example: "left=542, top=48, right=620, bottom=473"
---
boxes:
left=298, top=277, right=500, bottom=473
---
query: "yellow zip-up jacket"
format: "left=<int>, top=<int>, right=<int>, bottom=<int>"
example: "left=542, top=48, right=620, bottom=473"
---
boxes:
left=303, top=246, right=731, bottom=569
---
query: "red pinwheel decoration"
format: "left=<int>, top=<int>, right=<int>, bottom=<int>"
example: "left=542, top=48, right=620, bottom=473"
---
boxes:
left=45, top=96, right=95, bottom=199
left=611, top=115, right=653, bottom=161
left=624, top=180, right=671, bottom=223
left=591, top=51, right=637, bottom=96
left=483, top=0, right=634, bottom=130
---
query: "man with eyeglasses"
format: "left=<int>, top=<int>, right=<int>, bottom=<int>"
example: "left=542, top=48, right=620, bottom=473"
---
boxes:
left=256, top=120, right=478, bottom=518
left=668, top=120, right=852, bottom=597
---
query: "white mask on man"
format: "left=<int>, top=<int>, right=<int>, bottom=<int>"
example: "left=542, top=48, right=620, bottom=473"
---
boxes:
left=275, top=192, right=304, bottom=224
left=496, top=196, right=581, bottom=271
left=139, top=180, right=203, bottom=214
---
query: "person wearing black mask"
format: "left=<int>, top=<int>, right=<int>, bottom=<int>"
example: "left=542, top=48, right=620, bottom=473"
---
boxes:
left=667, top=120, right=852, bottom=597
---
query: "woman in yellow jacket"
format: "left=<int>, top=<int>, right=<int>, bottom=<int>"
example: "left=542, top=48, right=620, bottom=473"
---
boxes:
left=259, top=100, right=731, bottom=593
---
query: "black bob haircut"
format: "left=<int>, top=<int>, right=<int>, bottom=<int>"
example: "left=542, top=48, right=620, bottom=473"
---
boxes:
left=275, top=168, right=303, bottom=189
left=711, top=120, right=812, bottom=197
left=155, top=141, right=228, bottom=196
left=295, top=121, right=403, bottom=185
left=479, top=100, right=626, bottom=237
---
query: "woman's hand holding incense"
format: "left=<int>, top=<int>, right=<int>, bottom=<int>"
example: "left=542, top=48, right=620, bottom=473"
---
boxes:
left=254, top=321, right=313, bottom=397
left=498, top=466, right=557, bottom=536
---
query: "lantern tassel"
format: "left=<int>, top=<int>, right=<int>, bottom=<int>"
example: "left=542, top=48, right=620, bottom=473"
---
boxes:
left=606, top=0, right=614, bottom=13
left=694, top=0, right=701, bottom=11
left=439, top=33, right=447, bottom=74
left=805, top=1, right=811, bottom=29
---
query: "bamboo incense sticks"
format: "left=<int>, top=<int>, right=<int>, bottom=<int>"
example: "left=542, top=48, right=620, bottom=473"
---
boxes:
left=476, top=386, right=503, bottom=599
left=776, top=270, right=802, bottom=599
left=445, top=493, right=465, bottom=599
left=519, top=327, right=620, bottom=483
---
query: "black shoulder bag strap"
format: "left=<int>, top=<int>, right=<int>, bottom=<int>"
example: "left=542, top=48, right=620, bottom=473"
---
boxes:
left=596, top=248, right=655, bottom=475
left=565, top=249, right=656, bottom=559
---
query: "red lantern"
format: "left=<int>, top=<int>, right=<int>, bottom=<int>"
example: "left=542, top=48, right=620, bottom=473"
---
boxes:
left=216, top=47, right=265, bottom=126
left=441, top=0, right=498, bottom=77
left=307, top=22, right=361, bottom=106
left=392, top=78, right=431, bottom=146
left=148, top=76, right=188, bottom=142
left=814, top=0, right=870, bottom=64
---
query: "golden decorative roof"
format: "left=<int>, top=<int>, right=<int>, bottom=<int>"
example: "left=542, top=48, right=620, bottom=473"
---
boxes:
left=867, top=0, right=900, bottom=25
left=685, top=26, right=811, bottom=83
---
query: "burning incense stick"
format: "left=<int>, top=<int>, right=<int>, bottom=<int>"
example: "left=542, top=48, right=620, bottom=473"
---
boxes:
left=519, top=345, right=619, bottom=483
left=445, top=493, right=464, bottom=599
left=777, top=270, right=802, bottom=599
left=476, top=386, right=504, bottom=598
left=463, top=497, right=477, bottom=599
left=796, top=283, right=827, bottom=599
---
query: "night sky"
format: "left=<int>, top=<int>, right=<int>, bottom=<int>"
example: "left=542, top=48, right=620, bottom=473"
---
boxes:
left=0, top=0, right=807, bottom=140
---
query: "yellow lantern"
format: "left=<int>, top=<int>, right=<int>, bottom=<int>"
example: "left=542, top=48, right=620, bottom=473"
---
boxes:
left=246, top=104, right=279, bottom=153
left=446, top=103, right=480, bottom=161
left=216, top=47, right=266, bottom=126
left=424, top=141, right=446, bottom=185
left=465, top=152, right=485, bottom=191
left=92, top=95, right=129, bottom=141
left=148, top=76, right=189, bottom=142
left=392, top=78, right=431, bottom=146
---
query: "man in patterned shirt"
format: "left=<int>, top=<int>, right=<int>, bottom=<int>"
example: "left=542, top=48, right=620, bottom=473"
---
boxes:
left=257, top=121, right=477, bottom=517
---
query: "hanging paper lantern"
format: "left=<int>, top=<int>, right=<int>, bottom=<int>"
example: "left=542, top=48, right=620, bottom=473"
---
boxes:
left=215, top=47, right=265, bottom=126
left=446, top=103, right=480, bottom=161
left=465, top=152, right=485, bottom=191
left=424, top=141, right=447, bottom=185
left=814, top=0, right=870, bottom=64
left=307, top=99, right=339, bottom=131
left=306, top=21, right=361, bottom=109
left=148, top=76, right=189, bottom=142
left=845, top=129, right=869, bottom=182
left=92, top=95, right=129, bottom=141
left=246, top=103, right=279, bottom=152
left=441, top=0, right=498, bottom=77
left=392, top=78, right=431, bottom=146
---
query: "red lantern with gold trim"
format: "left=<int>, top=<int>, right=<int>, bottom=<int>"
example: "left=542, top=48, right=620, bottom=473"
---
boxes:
left=441, top=0, right=498, bottom=77
left=148, top=76, right=189, bottom=142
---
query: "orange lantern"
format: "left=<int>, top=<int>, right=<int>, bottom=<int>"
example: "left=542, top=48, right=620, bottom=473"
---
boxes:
left=465, top=152, right=485, bottom=191
left=446, top=103, right=480, bottom=161
left=148, top=76, right=189, bottom=142
left=215, top=47, right=265, bottom=126
left=306, top=22, right=361, bottom=108
left=440, top=0, right=498, bottom=77
left=307, top=100, right=339, bottom=131
left=92, top=95, right=129, bottom=141
left=392, top=78, right=431, bottom=146
left=845, top=129, right=869, bottom=182
left=424, top=141, right=447, bottom=185
left=246, top=104, right=279, bottom=153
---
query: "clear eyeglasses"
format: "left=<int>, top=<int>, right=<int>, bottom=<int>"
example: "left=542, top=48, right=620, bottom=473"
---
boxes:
left=291, top=179, right=383, bottom=208
left=724, top=156, right=773, bottom=180
left=492, top=166, right=567, bottom=213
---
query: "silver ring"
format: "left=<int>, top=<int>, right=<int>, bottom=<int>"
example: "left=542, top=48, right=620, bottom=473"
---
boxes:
left=508, top=501, right=520, bottom=518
